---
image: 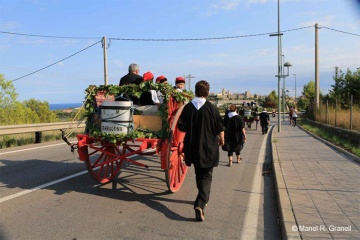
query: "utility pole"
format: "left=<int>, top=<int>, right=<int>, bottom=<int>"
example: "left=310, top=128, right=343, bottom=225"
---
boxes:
left=185, top=74, right=196, bottom=91
left=293, top=74, right=296, bottom=104
left=102, top=36, right=108, bottom=85
left=315, top=23, right=319, bottom=110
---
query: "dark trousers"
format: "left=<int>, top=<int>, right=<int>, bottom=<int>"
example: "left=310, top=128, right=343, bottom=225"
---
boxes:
left=292, top=117, right=297, bottom=126
left=194, top=167, right=213, bottom=209
left=261, top=123, right=268, bottom=134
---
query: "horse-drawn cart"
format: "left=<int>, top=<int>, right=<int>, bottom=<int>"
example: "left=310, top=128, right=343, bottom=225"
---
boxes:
left=63, top=83, right=190, bottom=193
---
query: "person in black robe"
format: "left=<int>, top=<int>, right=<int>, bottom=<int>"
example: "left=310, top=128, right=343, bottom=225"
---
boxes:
left=259, top=108, right=270, bottom=134
left=223, top=104, right=247, bottom=167
left=178, top=80, right=225, bottom=221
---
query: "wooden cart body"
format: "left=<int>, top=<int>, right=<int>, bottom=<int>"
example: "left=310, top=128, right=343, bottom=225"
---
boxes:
left=71, top=92, right=188, bottom=193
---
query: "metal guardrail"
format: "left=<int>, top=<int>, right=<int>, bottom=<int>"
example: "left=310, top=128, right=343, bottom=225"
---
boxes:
left=0, top=121, right=86, bottom=135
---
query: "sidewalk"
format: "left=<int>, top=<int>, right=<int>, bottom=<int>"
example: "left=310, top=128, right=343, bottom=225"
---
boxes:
left=271, top=119, right=360, bottom=239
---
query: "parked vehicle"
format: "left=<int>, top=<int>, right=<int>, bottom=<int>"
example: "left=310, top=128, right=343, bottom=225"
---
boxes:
left=298, top=110, right=306, bottom=117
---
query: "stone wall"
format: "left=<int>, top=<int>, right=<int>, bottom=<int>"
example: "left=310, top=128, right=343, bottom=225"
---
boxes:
left=306, top=119, right=360, bottom=147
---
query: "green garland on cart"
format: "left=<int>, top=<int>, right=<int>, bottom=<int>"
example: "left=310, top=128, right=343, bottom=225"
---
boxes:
left=83, top=82, right=193, bottom=144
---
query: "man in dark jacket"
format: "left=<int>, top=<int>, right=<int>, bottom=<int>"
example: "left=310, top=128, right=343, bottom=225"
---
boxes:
left=178, top=80, right=225, bottom=222
left=259, top=108, right=270, bottom=134
left=119, top=63, right=143, bottom=104
left=119, top=63, right=143, bottom=86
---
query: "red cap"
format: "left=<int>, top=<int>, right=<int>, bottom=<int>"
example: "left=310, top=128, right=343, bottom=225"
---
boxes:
left=143, top=72, right=154, bottom=81
left=156, top=75, right=167, bottom=83
left=175, top=76, right=185, bottom=84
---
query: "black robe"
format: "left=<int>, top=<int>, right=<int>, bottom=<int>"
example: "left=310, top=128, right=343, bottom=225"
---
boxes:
left=178, top=101, right=225, bottom=168
left=223, top=114, right=245, bottom=152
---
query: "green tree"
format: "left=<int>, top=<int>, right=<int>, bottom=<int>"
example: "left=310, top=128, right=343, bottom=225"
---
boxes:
left=330, top=68, right=360, bottom=108
left=22, top=98, right=58, bottom=123
left=263, top=90, right=278, bottom=109
left=302, top=80, right=315, bottom=99
left=0, top=74, right=18, bottom=107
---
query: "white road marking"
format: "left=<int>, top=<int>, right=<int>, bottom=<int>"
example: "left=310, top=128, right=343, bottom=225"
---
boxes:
left=240, top=134, right=267, bottom=239
left=0, top=147, right=155, bottom=204
left=0, top=170, right=88, bottom=203
left=0, top=142, right=70, bottom=155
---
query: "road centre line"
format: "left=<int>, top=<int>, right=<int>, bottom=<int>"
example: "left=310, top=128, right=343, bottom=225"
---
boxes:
left=0, top=148, right=154, bottom=204
left=240, top=133, right=267, bottom=239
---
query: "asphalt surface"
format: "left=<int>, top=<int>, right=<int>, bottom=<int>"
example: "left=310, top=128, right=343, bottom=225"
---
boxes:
left=0, top=128, right=281, bottom=240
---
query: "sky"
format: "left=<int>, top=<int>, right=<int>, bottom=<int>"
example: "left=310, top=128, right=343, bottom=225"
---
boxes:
left=0, top=0, right=359, bottom=104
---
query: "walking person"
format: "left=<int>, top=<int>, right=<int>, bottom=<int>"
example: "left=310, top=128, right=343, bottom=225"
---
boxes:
left=289, top=106, right=293, bottom=126
left=177, top=80, right=225, bottom=222
left=292, top=107, right=298, bottom=126
left=223, top=104, right=247, bottom=167
left=259, top=108, right=270, bottom=134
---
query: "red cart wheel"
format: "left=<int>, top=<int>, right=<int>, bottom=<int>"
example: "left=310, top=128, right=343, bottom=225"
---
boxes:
left=85, top=143, right=124, bottom=184
left=165, top=105, right=188, bottom=192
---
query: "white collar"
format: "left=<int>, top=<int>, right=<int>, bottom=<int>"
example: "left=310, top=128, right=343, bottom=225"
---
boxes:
left=191, top=97, right=206, bottom=110
left=227, top=112, right=238, bottom=118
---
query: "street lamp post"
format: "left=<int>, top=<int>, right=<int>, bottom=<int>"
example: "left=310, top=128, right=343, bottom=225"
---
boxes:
left=293, top=73, right=296, bottom=103
left=269, top=31, right=283, bottom=132
left=269, top=0, right=282, bottom=132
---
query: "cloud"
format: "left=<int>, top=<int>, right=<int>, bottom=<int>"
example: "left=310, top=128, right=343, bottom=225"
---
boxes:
left=0, top=21, right=20, bottom=30
left=299, top=15, right=335, bottom=28
left=210, top=0, right=241, bottom=10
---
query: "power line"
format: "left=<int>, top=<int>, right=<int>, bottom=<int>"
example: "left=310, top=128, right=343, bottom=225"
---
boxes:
left=319, top=26, right=360, bottom=37
left=1, top=26, right=314, bottom=41
left=11, top=40, right=102, bottom=82
left=110, top=26, right=314, bottom=41
left=0, top=30, right=101, bottom=39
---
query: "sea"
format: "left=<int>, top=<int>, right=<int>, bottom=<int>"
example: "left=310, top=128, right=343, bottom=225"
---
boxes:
left=49, top=103, right=83, bottom=110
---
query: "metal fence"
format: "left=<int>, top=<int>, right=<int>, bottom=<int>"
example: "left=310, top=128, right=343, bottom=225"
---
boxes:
left=308, top=95, right=360, bottom=131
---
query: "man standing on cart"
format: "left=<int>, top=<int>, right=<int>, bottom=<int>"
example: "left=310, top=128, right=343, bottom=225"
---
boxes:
left=178, top=80, right=225, bottom=222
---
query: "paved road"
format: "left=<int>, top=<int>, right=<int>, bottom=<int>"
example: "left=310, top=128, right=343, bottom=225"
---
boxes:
left=271, top=118, right=360, bottom=239
left=0, top=127, right=281, bottom=240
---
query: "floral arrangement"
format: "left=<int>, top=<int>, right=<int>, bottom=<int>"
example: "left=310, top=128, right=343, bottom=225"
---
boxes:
left=83, top=82, right=193, bottom=144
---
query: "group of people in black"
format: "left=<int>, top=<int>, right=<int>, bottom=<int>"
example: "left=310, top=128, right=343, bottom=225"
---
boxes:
left=118, top=63, right=270, bottom=222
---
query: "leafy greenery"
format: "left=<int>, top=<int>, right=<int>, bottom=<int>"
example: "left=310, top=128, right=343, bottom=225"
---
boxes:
left=0, top=74, right=62, bottom=125
left=263, top=90, right=278, bottom=109
left=83, top=82, right=193, bottom=144
left=330, top=68, right=360, bottom=108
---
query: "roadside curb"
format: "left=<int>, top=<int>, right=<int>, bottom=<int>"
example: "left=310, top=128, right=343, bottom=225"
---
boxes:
left=297, top=124, right=360, bottom=164
left=270, top=124, right=301, bottom=240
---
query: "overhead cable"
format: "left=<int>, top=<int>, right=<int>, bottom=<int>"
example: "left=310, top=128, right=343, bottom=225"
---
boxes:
left=0, top=30, right=101, bottom=39
left=319, top=26, right=360, bottom=37
left=11, top=40, right=102, bottom=82
left=1, top=26, right=314, bottom=41
left=109, top=26, right=314, bottom=41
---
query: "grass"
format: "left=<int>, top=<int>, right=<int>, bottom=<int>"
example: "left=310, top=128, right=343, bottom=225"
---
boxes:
left=315, top=104, right=360, bottom=131
left=298, top=119, right=360, bottom=158
left=0, top=129, right=85, bottom=149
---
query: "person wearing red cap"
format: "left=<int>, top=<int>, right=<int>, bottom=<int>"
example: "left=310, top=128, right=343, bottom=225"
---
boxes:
left=139, top=71, right=160, bottom=105
left=156, top=75, right=168, bottom=84
left=156, top=75, right=168, bottom=104
left=175, top=76, right=186, bottom=92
